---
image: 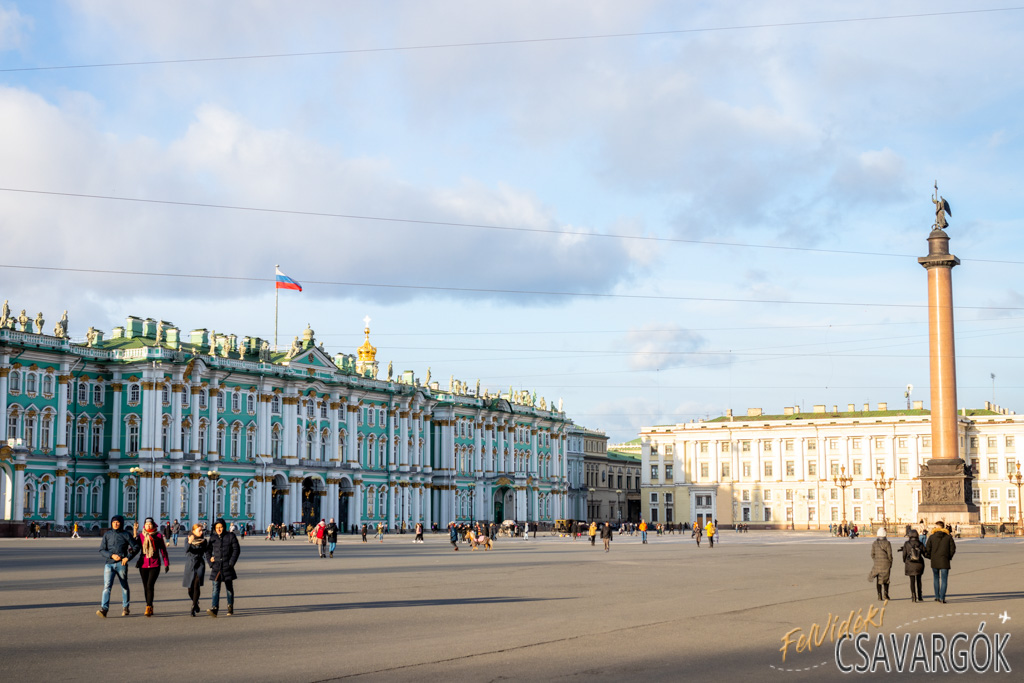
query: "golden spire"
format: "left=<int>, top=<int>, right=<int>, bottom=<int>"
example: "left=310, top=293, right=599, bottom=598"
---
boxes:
left=357, top=316, right=376, bottom=362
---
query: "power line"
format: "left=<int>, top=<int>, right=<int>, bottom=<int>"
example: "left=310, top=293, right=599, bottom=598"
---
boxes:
left=1, top=186, right=1019, bottom=265
left=2, top=7, right=1021, bottom=73
left=4, top=261, right=1024, bottom=311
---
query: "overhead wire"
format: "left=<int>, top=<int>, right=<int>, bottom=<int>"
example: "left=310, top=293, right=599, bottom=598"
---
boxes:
left=2, top=6, right=1022, bottom=73
left=0, top=186, right=1020, bottom=265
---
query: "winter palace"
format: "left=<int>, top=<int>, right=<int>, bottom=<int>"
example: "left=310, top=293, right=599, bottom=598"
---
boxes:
left=0, top=307, right=580, bottom=534
left=641, top=403, right=1024, bottom=530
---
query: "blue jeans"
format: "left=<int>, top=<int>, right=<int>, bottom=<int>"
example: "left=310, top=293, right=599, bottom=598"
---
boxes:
left=211, top=579, right=234, bottom=610
left=328, top=541, right=336, bottom=554
left=641, top=531, right=647, bottom=543
left=172, top=533, right=179, bottom=546
left=932, top=568, right=949, bottom=601
left=101, top=562, right=130, bottom=612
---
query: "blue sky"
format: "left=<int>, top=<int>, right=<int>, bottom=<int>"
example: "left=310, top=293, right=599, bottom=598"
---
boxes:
left=1, top=1, right=1023, bottom=441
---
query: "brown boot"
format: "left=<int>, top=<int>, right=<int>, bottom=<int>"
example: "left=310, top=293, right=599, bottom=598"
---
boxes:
left=96, top=609, right=107, bottom=618
left=122, top=607, right=130, bottom=617
left=145, top=606, right=153, bottom=617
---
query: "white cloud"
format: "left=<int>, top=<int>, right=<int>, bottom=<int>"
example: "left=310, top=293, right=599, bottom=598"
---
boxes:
left=622, top=325, right=730, bottom=371
left=0, top=2, right=30, bottom=50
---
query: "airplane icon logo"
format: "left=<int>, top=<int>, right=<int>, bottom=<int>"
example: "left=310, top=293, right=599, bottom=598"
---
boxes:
left=999, top=611, right=1011, bottom=624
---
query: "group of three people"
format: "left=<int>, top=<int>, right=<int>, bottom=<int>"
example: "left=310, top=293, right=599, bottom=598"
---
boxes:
left=870, top=520, right=957, bottom=603
left=98, top=515, right=240, bottom=618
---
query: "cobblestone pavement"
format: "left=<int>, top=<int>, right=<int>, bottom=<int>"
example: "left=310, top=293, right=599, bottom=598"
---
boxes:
left=2, top=531, right=1022, bottom=681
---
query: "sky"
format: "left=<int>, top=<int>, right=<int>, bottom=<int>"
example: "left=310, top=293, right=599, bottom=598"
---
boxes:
left=1, top=1, right=1023, bottom=443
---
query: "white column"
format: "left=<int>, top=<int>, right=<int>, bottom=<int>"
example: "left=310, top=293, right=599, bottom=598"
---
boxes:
left=530, top=428, right=538, bottom=475
left=412, top=412, right=422, bottom=469
left=422, top=484, right=432, bottom=527
left=774, top=438, right=783, bottom=482
left=474, top=422, right=483, bottom=476
left=516, top=487, right=526, bottom=521
left=288, top=476, right=300, bottom=524
left=399, top=408, right=409, bottom=470
left=54, top=463, right=67, bottom=527
left=347, top=405, right=360, bottom=467
left=484, top=424, right=494, bottom=474
left=387, top=483, right=396, bottom=529
left=207, top=382, right=220, bottom=462
left=412, top=484, right=421, bottom=523
left=107, top=471, right=120, bottom=520
left=55, top=372, right=70, bottom=456
left=189, top=385, right=201, bottom=458
left=0, top=361, right=8, bottom=442
left=387, top=408, right=396, bottom=470
left=283, top=392, right=297, bottom=461
left=353, top=481, right=362, bottom=527
left=327, top=479, right=338, bottom=521
left=329, top=395, right=340, bottom=464
left=171, top=383, right=183, bottom=459
left=422, top=416, right=432, bottom=471
left=169, top=471, right=183, bottom=524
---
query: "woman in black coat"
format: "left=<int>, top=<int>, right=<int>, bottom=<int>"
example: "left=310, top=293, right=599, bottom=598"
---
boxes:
left=897, top=528, right=926, bottom=603
left=183, top=523, right=208, bottom=616
left=204, top=518, right=240, bottom=617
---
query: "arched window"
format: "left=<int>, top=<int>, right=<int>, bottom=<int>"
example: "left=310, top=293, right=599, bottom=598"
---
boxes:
left=128, top=383, right=140, bottom=404
left=23, top=480, right=36, bottom=515
left=246, top=429, right=255, bottom=461
left=230, top=483, right=240, bottom=517
left=42, top=374, right=53, bottom=396
left=306, top=401, right=314, bottom=419
left=25, top=373, right=37, bottom=395
left=160, top=483, right=169, bottom=517
left=379, top=441, right=387, bottom=469
left=181, top=388, right=189, bottom=408
left=305, top=429, right=313, bottom=459
left=124, top=483, right=137, bottom=517
left=320, top=429, right=329, bottom=460
left=93, top=383, right=103, bottom=405
left=76, top=421, right=87, bottom=454
left=216, top=390, right=225, bottom=412
left=197, top=482, right=207, bottom=518
left=320, top=403, right=328, bottom=419
left=216, top=423, right=225, bottom=455
left=246, top=393, right=255, bottom=414
left=231, top=391, right=240, bottom=413
left=198, top=420, right=207, bottom=455
left=365, top=487, right=374, bottom=517
left=244, top=483, right=254, bottom=517
left=78, top=380, right=88, bottom=404
left=23, top=414, right=36, bottom=450
left=231, top=427, right=240, bottom=461
left=378, top=489, right=387, bottom=517
left=271, top=425, right=281, bottom=458
left=126, top=420, right=140, bottom=454
left=180, top=481, right=189, bottom=516
left=338, top=431, right=346, bottom=461
left=271, top=395, right=281, bottom=414
left=7, top=412, right=19, bottom=442
left=215, top=482, right=225, bottom=519
left=199, top=388, right=208, bottom=410
left=367, top=407, right=375, bottom=427
left=91, top=479, right=104, bottom=515
left=9, top=370, right=20, bottom=393
left=162, top=384, right=170, bottom=405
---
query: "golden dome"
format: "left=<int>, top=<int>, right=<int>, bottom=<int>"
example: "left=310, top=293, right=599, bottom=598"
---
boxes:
left=357, top=326, right=376, bottom=361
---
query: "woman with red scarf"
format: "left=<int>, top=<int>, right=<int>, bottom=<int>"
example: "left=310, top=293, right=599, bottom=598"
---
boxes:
left=135, top=517, right=170, bottom=617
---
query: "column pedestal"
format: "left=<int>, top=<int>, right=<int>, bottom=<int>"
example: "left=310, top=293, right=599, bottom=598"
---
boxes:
left=918, top=458, right=979, bottom=526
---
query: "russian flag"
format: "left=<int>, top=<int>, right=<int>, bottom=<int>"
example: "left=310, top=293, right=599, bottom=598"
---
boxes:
left=275, top=267, right=302, bottom=292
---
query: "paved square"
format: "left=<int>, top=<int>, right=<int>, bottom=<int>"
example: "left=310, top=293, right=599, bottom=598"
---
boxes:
left=2, top=531, right=1022, bottom=681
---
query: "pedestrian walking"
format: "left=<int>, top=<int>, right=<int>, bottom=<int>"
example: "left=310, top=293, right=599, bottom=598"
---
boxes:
left=694, top=522, right=702, bottom=547
left=600, top=522, right=612, bottom=552
left=97, top=515, right=139, bottom=618
left=171, top=519, right=180, bottom=546
left=897, top=528, right=926, bottom=603
left=923, top=520, right=956, bottom=603
left=375, top=523, right=385, bottom=543
left=639, top=519, right=648, bottom=544
left=135, top=517, right=170, bottom=617
left=205, top=518, right=240, bottom=617
left=315, top=520, right=327, bottom=558
left=588, top=521, right=597, bottom=546
left=705, top=519, right=716, bottom=548
left=868, top=527, right=893, bottom=602
left=414, top=522, right=424, bottom=543
left=326, top=518, right=338, bottom=557
left=713, top=519, right=720, bottom=545
left=361, top=523, right=368, bottom=543
left=71, top=522, right=80, bottom=539
left=449, top=523, right=460, bottom=551
left=183, top=524, right=208, bottom=616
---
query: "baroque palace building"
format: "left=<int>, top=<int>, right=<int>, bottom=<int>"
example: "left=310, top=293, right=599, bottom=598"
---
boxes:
left=0, top=309, right=576, bottom=534
left=641, top=402, right=1023, bottom=529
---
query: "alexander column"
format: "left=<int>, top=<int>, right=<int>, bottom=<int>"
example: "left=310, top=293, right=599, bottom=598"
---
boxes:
left=917, top=183, right=979, bottom=526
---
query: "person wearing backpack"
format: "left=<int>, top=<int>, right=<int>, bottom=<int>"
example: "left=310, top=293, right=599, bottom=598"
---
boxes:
left=898, top=528, right=926, bottom=602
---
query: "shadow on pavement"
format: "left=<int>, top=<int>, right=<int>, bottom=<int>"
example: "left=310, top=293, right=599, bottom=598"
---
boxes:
left=233, top=596, right=572, bottom=617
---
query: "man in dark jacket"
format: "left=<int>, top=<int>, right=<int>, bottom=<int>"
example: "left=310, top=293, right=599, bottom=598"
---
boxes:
left=600, top=522, right=613, bottom=552
left=325, top=518, right=339, bottom=558
left=97, top=515, right=139, bottom=617
left=923, top=520, right=956, bottom=603
left=205, top=518, right=240, bottom=617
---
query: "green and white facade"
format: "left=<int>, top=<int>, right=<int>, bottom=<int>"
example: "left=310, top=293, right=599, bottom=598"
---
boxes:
left=0, top=314, right=573, bottom=533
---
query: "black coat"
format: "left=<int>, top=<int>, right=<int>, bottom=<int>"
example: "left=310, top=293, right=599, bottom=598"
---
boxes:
left=897, top=536, right=926, bottom=577
left=182, top=538, right=209, bottom=587
left=924, top=528, right=956, bottom=570
left=205, top=531, right=240, bottom=582
left=325, top=523, right=338, bottom=542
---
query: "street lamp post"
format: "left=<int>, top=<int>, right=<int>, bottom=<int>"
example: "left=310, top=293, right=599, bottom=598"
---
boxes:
left=872, top=470, right=895, bottom=532
left=834, top=465, right=852, bottom=528
left=1010, top=463, right=1024, bottom=536
left=587, top=487, right=596, bottom=522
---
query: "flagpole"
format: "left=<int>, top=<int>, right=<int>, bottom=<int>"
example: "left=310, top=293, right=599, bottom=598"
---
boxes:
left=274, top=264, right=279, bottom=351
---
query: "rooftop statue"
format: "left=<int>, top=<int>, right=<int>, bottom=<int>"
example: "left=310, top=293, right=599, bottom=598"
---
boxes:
left=86, top=326, right=98, bottom=347
left=387, top=361, right=393, bottom=381
left=425, top=367, right=431, bottom=386
left=54, top=310, right=69, bottom=339
left=0, top=300, right=9, bottom=328
left=155, top=320, right=164, bottom=343
left=287, top=335, right=301, bottom=359
left=932, top=181, right=951, bottom=230
left=34, top=311, right=44, bottom=334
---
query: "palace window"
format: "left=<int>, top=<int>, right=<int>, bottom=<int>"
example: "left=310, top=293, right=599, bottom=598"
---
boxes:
left=76, top=422, right=87, bottom=454
left=199, top=389, right=208, bottom=410
left=91, top=481, right=103, bottom=512
left=216, top=424, right=225, bottom=455
left=247, top=394, right=255, bottom=414
left=874, top=437, right=885, bottom=450
left=665, top=465, right=674, bottom=480
left=271, top=426, right=281, bottom=458
left=93, top=383, right=103, bottom=405
left=721, top=462, right=731, bottom=478
left=742, top=462, right=751, bottom=478
left=700, top=463, right=708, bottom=478
left=217, top=391, right=225, bottom=412
left=807, top=488, right=815, bottom=501
left=853, top=488, right=861, bottom=500
left=763, top=441, right=772, bottom=453
left=763, top=462, right=773, bottom=478
left=246, top=431, right=255, bottom=461
left=742, top=490, right=750, bottom=502
left=853, top=460, right=862, bottom=475
left=898, top=437, right=907, bottom=449
left=650, top=465, right=658, bottom=480
left=1007, top=458, right=1017, bottom=475
left=231, top=430, right=240, bottom=461
left=1007, top=436, right=1015, bottom=449
left=970, top=436, right=979, bottom=449
left=875, top=459, right=885, bottom=475
left=128, top=384, right=140, bottom=404
left=25, top=373, right=37, bottom=395
left=77, top=381, right=88, bottom=404
left=806, top=439, right=816, bottom=451
left=851, top=438, right=861, bottom=450
left=271, top=395, right=280, bottom=414
left=763, top=508, right=772, bottom=522
left=320, top=403, right=327, bottom=419
left=899, top=458, right=909, bottom=475
left=124, top=484, right=137, bottom=517
left=764, top=489, right=772, bottom=502
left=989, top=459, right=998, bottom=475
left=699, top=442, right=708, bottom=454
left=807, top=461, right=817, bottom=476
left=181, top=389, right=189, bottom=409
left=922, top=436, right=931, bottom=448
left=306, top=401, right=314, bottom=419
left=721, top=442, right=730, bottom=453
left=162, top=384, right=170, bottom=405
left=231, top=391, right=240, bottom=413
left=8, top=370, right=20, bottom=393
left=127, top=422, right=139, bottom=454
left=42, top=374, right=53, bottom=396
left=785, top=440, right=794, bottom=452
left=740, top=441, right=751, bottom=452
left=786, top=461, right=795, bottom=477
left=988, top=436, right=997, bottom=449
